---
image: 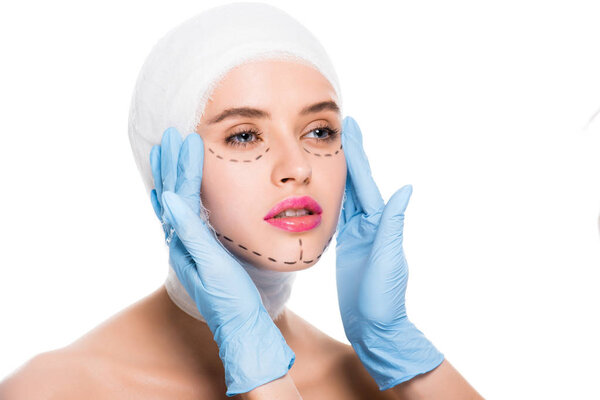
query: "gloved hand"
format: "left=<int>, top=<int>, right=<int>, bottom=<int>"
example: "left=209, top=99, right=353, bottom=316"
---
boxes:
left=335, top=117, right=444, bottom=391
left=149, top=128, right=295, bottom=397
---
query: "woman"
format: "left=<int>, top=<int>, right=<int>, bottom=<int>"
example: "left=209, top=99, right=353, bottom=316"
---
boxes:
left=0, top=3, right=482, bottom=399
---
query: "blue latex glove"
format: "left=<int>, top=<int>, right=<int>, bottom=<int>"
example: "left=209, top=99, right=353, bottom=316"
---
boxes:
left=335, top=117, right=445, bottom=391
left=149, top=128, right=295, bottom=397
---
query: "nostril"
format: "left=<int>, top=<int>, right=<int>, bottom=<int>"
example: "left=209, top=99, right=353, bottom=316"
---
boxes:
left=280, top=177, right=310, bottom=184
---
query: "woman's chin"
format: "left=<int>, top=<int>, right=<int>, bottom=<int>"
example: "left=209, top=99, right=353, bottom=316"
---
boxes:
left=230, top=248, right=324, bottom=272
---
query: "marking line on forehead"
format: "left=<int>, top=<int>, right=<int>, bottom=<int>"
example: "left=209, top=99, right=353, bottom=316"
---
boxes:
left=206, top=100, right=341, bottom=125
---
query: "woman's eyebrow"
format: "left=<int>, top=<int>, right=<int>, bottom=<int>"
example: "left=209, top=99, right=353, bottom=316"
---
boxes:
left=300, top=100, right=340, bottom=117
left=207, top=100, right=340, bottom=124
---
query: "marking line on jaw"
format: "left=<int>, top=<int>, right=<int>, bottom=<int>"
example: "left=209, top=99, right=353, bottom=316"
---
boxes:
left=206, top=138, right=341, bottom=265
left=214, top=230, right=334, bottom=266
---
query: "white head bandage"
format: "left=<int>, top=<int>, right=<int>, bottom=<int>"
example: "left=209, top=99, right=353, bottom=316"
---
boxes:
left=128, top=2, right=343, bottom=321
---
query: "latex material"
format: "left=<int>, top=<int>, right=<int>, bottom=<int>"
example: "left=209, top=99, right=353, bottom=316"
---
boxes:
left=150, top=128, right=295, bottom=396
left=150, top=128, right=296, bottom=322
left=335, top=116, right=445, bottom=390
left=164, top=256, right=296, bottom=322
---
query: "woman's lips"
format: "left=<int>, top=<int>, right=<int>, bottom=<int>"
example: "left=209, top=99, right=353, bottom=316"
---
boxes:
left=265, top=214, right=322, bottom=232
left=264, top=195, right=323, bottom=232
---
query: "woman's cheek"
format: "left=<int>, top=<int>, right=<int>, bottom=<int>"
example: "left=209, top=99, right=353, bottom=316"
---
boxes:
left=201, top=164, right=259, bottom=228
left=330, top=154, right=347, bottom=203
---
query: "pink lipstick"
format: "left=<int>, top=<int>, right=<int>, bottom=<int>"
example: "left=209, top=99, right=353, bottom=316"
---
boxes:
left=264, top=196, right=323, bottom=232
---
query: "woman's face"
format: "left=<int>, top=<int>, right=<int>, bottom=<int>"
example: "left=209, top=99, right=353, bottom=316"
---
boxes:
left=196, top=59, right=346, bottom=272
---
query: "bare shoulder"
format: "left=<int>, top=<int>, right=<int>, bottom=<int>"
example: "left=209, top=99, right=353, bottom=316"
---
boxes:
left=0, top=348, right=93, bottom=400
left=0, top=288, right=226, bottom=400
left=0, top=338, right=222, bottom=400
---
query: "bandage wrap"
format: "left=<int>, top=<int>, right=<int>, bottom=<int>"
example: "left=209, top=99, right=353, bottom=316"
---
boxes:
left=128, top=2, right=343, bottom=321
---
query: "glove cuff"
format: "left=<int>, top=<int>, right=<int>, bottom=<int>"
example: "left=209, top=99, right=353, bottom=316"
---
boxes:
left=218, top=308, right=296, bottom=397
left=351, top=318, right=444, bottom=391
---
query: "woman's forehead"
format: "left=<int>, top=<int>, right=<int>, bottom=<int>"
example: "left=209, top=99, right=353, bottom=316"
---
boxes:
left=212, top=60, right=335, bottom=102
left=199, top=60, right=339, bottom=125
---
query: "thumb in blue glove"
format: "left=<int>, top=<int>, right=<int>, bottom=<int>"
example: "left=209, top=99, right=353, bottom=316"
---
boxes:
left=149, top=128, right=295, bottom=396
left=360, top=186, right=412, bottom=323
left=336, top=116, right=444, bottom=391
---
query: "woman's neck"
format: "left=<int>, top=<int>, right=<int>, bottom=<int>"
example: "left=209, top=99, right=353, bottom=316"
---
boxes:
left=163, top=257, right=297, bottom=322
left=158, top=284, right=295, bottom=355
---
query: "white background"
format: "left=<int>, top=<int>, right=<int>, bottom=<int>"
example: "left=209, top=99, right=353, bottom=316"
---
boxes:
left=1, top=1, right=599, bottom=398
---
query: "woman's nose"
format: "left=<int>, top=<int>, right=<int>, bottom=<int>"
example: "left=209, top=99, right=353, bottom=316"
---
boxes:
left=270, top=134, right=312, bottom=187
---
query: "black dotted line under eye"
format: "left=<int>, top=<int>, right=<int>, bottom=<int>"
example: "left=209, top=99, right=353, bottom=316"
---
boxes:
left=207, top=143, right=343, bottom=162
left=303, top=144, right=343, bottom=157
left=214, top=232, right=334, bottom=265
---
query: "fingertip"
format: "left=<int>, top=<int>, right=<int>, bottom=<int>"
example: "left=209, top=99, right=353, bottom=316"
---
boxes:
left=186, top=132, right=203, bottom=146
left=342, top=115, right=363, bottom=145
left=162, top=126, right=184, bottom=148
left=389, top=185, right=413, bottom=214
left=342, top=115, right=357, bottom=130
left=182, top=133, right=204, bottom=163
left=165, top=126, right=183, bottom=139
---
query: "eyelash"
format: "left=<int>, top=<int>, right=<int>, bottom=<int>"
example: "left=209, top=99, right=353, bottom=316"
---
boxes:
left=224, top=123, right=340, bottom=148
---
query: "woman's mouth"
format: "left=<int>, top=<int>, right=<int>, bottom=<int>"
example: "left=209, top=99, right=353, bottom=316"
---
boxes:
left=264, top=196, right=322, bottom=232
left=273, top=209, right=313, bottom=218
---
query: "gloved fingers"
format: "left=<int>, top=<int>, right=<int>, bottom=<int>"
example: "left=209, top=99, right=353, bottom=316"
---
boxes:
left=162, top=190, right=212, bottom=249
left=168, top=235, right=207, bottom=298
left=358, top=185, right=413, bottom=323
left=175, top=133, right=204, bottom=216
left=336, top=176, right=359, bottom=234
left=162, top=190, right=263, bottom=323
left=160, top=127, right=184, bottom=194
left=342, top=116, right=385, bottom=217
left=161, top=191, right=251, bottom=284
left=152, top=187, right=174, bottom=240
left=150, top=145, right=162, bottom=205
left=150, top=189, right=162, bottom=220
left=372, top=184, right=413, bottom=254
left=339, top=121, right=359, bottom=215
left=336, top=117, right=369, bottom=234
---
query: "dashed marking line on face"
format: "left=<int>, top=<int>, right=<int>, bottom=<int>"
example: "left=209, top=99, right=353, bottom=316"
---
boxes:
left=205, top=141, right=341, bottom=264
left=302, top=143, right=343, bottom=158
left=207, top=143, right=343, bottom=163
left=213, top=229, right=334, bottom=267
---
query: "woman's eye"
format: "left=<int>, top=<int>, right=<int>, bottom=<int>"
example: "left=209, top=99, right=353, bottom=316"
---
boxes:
left=305, top=126, right=340, bottom=143
left=224, top=125, right=340, bottom=149
left=305, top=128, right=330, bottom=140
left=225, top=130, right=262, bottom=148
